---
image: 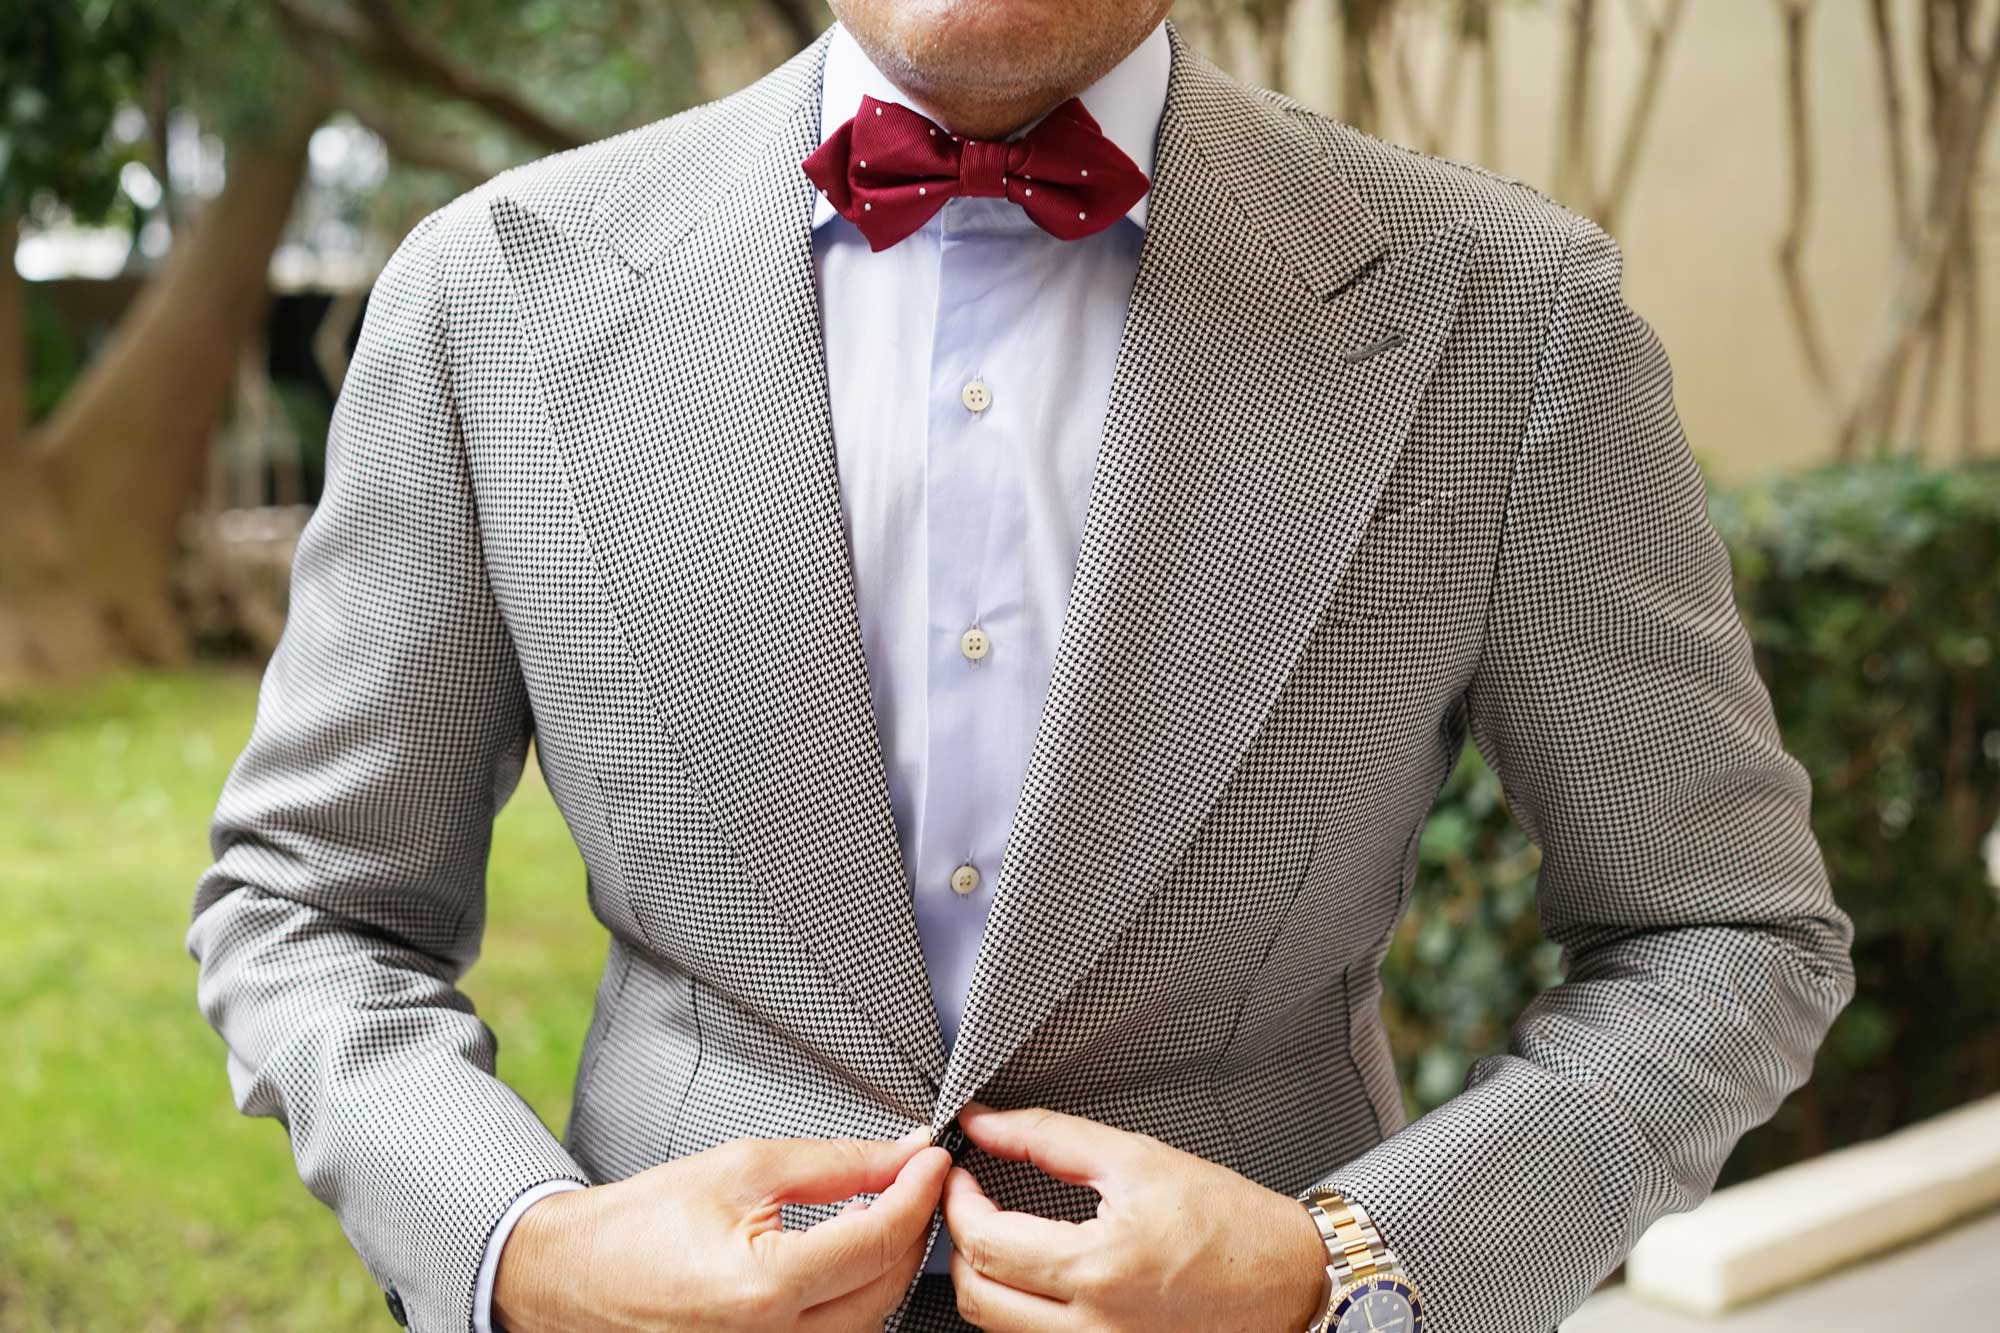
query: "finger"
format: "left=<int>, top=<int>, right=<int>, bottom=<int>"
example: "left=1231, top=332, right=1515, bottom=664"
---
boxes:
left=771, top=1145, right=951, bottom=1307
left=797, top=1200, right=933, bottom=1332
left=943, top=1166, right=1091, bottom=1298
left=951, top=1242, right=1081, bottom=1332
left=836, top=1199, right=869, bottom=1216
left=729, top=1127, right=932, bottom=1207
left=956, top=1103, right=1146, bottom=1190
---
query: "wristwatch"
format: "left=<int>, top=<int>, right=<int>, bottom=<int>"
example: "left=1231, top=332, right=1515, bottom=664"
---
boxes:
left=1299, top=1188, right=1425, bottom=1333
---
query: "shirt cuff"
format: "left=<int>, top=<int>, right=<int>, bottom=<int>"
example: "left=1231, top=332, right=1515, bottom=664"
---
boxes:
left=473, top=1179, right=588, bottom=1333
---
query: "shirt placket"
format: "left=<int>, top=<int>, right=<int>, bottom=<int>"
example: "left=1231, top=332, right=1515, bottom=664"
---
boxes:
left=914, top=202, right=1029, bottom=1051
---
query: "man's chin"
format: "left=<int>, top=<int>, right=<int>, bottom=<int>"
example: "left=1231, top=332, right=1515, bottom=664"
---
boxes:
left=839, top=0, right=1153, bottom=105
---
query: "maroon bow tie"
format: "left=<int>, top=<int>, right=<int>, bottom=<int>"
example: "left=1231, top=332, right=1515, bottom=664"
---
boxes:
left=802, top=94, right=1150, bottom=252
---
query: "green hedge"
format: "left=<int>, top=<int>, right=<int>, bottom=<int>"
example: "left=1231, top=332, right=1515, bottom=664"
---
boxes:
left=1382, top=461, right=2000, bottom=1184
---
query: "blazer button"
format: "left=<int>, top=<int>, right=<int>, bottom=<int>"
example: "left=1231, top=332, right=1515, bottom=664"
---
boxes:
left=383, top=1287, right=408, bottom=1326
left=950, top=863, right=981, bottom=895
left=937, top=1118, right=970, bottom=1162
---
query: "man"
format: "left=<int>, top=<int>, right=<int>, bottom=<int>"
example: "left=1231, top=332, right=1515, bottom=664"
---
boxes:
left=188, top=0, right=1855, bottom=1329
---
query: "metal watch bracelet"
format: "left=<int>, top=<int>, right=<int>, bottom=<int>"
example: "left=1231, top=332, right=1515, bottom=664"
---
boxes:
left=1299, top=1188, right=1400, bottom=1333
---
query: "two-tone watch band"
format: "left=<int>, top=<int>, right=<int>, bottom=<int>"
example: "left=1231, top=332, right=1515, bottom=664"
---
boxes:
left=1300, top=1188, right=1400, bottom=1332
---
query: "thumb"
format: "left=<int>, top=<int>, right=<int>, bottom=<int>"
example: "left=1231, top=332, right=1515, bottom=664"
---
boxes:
left=776, top=1145, right=952, bottom=1308
left=732, top=1127, right=934, bottom=1207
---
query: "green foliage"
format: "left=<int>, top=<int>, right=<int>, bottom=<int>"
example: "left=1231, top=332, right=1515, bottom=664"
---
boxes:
left=0, top=0, right=282, bottom=221
left=1383, top=460, right=2000, bottom=1182
left=0, top=0, right=725, bottom=241
left=1381, top=749, right=1557, bottom=1112
left=1711, top=460, right=2000, bottom=1178
left=23, top=283, right=84, bottom=421
left=0, top=1, right=164, bottom=220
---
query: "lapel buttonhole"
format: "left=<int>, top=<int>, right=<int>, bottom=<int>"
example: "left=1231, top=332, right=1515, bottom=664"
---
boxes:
left=1341, top=330, right=1407, bottom=365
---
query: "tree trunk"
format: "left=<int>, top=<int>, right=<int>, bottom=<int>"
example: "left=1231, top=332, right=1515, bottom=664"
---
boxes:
left=0, top=458, right=114, bottom=688
left=0, top=98, right=323, bottom=688
left=1476, top=0, right=1502, bottom=168
left=1340, top=0, right=1393, bottom=132
left=1, top=212, right=114, bottom=685
left=1, top=212, right=25, bottom=454
left=1553, top=0, right=1598, bottom=208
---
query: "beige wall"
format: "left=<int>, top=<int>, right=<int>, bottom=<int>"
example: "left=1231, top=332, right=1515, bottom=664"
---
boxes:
left=1213, top=0, right=1999, bottom=482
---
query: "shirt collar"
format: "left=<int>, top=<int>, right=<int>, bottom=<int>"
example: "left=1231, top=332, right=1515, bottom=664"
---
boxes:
left=810, top=19, right=1171, bottom=233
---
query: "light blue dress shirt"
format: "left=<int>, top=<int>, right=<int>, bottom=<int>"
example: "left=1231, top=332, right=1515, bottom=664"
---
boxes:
left=474, top=22, right=1171, bottom=1323
left=812, top=15, right=1169, bottom=1282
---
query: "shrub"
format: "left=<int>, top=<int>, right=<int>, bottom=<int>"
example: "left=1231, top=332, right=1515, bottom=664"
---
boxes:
left=1383, top=460, right=2000, bottom=1184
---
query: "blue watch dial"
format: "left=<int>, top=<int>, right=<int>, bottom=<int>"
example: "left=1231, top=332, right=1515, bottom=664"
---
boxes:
left=1331, top=1276, right=1422, bottom=1333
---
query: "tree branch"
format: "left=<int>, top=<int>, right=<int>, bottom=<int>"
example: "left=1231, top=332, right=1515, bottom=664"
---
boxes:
left=1837, top=0, right=2000, bottom=458
left=1596, top=0, right=1688, bottom=231
left=1339, top=0, right=1394, bottom=133
left=1473, top=0, right=1502, bottom=168
left=1958, top=226, right=1982, bottom=459
left=273, top=0, right=589, bottom=152
left=1390, top=9, right=1472, bottom=155
left=1250, top=0, right=1293, bottom=96
left=284, top=21, right=494, bottom=186
left=1867, top=0, right=1915, bottom=246
left=1772, top=0, right=1836, bottom=406
left=1904, top=288, right=1947, bottom=457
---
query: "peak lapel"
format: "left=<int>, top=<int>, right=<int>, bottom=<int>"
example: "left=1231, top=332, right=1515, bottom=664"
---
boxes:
left=934, top=29, right=1482, bottom=1120
left=492, top=32, right=949, bottom=1093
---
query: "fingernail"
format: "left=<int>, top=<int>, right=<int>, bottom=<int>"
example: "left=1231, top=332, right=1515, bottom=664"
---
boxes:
left=897, top=1125, right=930, bottom=1148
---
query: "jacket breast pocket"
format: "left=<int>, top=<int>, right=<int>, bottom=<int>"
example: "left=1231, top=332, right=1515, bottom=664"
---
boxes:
left=1322, top=491, right=1456, bottom=625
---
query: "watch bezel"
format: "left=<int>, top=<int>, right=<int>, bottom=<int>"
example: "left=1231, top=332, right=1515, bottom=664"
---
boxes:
left=1329, top=1272, right=1424, bottom=1333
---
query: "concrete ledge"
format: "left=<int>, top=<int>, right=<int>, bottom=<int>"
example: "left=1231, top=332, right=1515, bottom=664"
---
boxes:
left=1572, top=1207, right=2000, bottom=1331
left=1623, top=1092, right=2000, bottom=1314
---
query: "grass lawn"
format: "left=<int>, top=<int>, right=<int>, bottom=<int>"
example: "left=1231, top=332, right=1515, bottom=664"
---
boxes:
left=0, top=668, right=606, bottom=1332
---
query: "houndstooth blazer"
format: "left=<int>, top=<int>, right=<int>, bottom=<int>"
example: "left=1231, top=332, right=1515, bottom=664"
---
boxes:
left=189, top=19, right=1855, bottom=1333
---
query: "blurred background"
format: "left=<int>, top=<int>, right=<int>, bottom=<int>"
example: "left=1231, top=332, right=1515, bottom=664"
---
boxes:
left=1, top=1, right=1996, bottom=1328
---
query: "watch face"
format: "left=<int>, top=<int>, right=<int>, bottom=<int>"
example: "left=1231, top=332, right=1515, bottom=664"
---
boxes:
left=1331, top=1276, right=1422, bottom=1333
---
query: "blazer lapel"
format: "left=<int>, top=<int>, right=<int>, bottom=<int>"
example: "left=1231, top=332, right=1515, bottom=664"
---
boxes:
left=492, top=32, right=950, bottom=1092
left=935, top=29, right=1482, bottom=1120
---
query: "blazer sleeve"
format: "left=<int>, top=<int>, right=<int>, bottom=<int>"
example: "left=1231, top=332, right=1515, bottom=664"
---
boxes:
left=186, top=209, right=588, bottom=1333
left=1308, top=211, right=1855, bottom=1333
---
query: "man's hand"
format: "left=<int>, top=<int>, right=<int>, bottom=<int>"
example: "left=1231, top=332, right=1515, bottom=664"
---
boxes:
left=493, top=1128, right=952, bottom=1331
left=943, top=1103, right=1331, bottom=1332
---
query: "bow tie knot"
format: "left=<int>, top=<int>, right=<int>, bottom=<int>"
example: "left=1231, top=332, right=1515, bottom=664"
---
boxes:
left=956, top=136, right=1012, bottom=199
left=803, top=94, right=1149, bottom=251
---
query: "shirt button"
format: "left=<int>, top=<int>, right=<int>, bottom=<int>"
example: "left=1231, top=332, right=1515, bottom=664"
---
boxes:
left=959, top=627, right=991, bottom=661
left=950, top=863, right=981, bottom=895
left=960, top=379, right=992, bottom=413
